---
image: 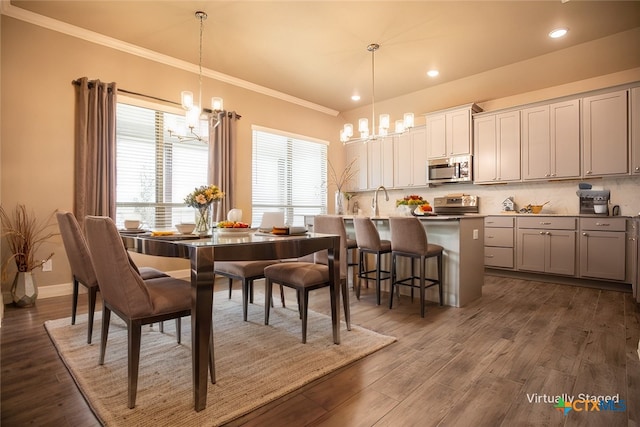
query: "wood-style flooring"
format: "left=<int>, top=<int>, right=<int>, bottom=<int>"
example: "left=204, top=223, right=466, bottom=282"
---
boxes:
left=2, top=275, right=639, bottom=426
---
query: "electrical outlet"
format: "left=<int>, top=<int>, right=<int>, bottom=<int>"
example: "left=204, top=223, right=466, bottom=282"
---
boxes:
left=42, top=259, right=52, bottom=272
left=473, top=229, right=479, bottom=240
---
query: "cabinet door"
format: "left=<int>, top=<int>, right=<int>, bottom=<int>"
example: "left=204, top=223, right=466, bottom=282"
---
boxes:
left=345, top=141, right=368, bottom=191
left=546, top=230, right=576, bottom=276
left=367, top=138, right=381, bottom=189
left=517, top=229, right=546, bottom=272
left=579, top=230, right=626, bottom=281
left=522, top=105, right=551, bottom=180
left=582, top=90, right=628, bottom=176
left=473, top=115, right=498, bottom=183
left=411, top=128, right=427, bottom=185
left=426, top=114, right=446, bottom=159
left=394, top=132, right=412, bottom=187
left=381, top=136, right=395, bottom=188
left=550, top=99, right=581, bottom=179
left=496, top=111, right=521, bottom=182
left=447, top=108, right=472, bottom=156
left=632, top=87, right=640, bottom=175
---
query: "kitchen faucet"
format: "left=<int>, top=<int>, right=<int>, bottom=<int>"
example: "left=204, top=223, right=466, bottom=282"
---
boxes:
left=372, top=186, right=389, bottom=217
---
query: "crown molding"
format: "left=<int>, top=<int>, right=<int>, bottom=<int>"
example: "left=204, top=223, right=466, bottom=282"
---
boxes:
left=0, top=1, right=339, bottom=117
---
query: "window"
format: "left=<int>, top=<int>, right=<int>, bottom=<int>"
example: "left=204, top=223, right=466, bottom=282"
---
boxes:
left=252, top=127, right=327, bottom=227
left=115, top=100, right=208, bottom=229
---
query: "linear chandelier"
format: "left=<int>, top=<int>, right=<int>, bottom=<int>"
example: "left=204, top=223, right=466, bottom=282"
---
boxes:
left=168, top=11, right=224, bottom=143
left=340, top=43, right=414, bottom=143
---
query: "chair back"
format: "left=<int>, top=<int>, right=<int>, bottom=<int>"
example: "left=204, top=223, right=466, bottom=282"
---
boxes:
left=389, top=217, right=429, bottom=255
left=84, top=216, right=154, bottom=318
left=312, top=215, right=348, bottom=276
left=56, top=211, right=98, bottom=288
left=259, top=211, right=285, bottom=230
left=353, top=217, right=384, bottom=251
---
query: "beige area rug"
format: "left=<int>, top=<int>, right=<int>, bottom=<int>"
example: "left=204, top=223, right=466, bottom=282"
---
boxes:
left=45, top=297, right=396, bottom=426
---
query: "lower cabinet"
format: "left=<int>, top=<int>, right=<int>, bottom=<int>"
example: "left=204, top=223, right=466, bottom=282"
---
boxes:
left=579, top=217, right=627, bottom=281
left=516, top=217, right=576, bottom=276
left=484, top=216, right=514, bottom=269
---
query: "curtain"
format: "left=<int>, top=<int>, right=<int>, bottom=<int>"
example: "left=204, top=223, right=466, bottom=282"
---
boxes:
left=73, top=77, right=117, bottom=226
left=208, top=111, right=239, bottom=217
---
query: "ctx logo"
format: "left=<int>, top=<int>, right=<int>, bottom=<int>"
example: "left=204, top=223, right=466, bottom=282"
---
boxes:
left=554, top=398, right=600, bottom=415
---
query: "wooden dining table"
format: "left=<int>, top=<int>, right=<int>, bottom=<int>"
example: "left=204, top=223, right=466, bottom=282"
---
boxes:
left=121, top=230, right=342, bottom=411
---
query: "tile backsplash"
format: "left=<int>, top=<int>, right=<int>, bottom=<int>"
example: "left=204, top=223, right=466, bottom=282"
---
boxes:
left=351, top=176, right=640, bottom=217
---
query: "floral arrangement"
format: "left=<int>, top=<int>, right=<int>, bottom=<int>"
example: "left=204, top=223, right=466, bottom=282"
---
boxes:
left=396, top=195, right=430, bottom=206
left=328, top=158, right=358, bottom=192
left=0, top=204, right=56, bottom=276
left=184, top=184, right=224, bottom=208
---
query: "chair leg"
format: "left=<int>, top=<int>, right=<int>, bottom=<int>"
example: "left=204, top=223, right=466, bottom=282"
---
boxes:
left=176, top=317, right=181, bottom=344
left=99, top=307, right=111, bottom=365
left=301, top=290, right=309, bottom=344
left=375, top=252, right=382, bottom=305
left=420, top=256, right=426, bottom=318
left=227, top=277, right=233, bottom=299
left=389, top=254, right=396, bottom=309
left=264, top=278, right=273, bottom=325
left=341, top=280, right=351, bottom=331
left=242, top=279, right=250, bottom=321
left=87, top=286, right=98, bottom=344
left=159, top=322, right=164, bottom=333
left=71, top=278, right=80, bottom=325
left=127, top=320, right=142, bottom=409
left=209, top=327, right=216, bottom=384
left=280, top=284, right=286, bottom=307
left=438, top=254, right=444, bottom=306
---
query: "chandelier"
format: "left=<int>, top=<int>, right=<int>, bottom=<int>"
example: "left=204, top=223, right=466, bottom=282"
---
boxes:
left=340, top=43, right=414, bottom=143
left=168, top=11, right=224, bottom=143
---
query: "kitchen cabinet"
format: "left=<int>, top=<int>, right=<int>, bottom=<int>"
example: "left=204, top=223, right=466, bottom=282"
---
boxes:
left=344, top=140, right=368, bottom=192
left=516, top=217, right=576, bottom=276
left=426, top=104, right=480, bottom=159
left=582, top=89, right=628, bottom=177
left=367, top=136, right=394, bottom=189
left=631, top=87, right=640, bottom=175
left=484, top=216, right=514, bottom=269
left=579, top=217, right=626, bottom=281
left=394, top=127, right=427, bottom=188
left=521, top=99, right=580, bottom=180
left=473, top=110, right=521, bottom=183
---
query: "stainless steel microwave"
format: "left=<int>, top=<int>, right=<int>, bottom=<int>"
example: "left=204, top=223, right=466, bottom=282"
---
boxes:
left=427, top=155, right=473, bottom=184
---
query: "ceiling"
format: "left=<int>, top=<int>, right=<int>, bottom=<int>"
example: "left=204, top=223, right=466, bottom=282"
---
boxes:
left=9, top=1, right=640, bottom=114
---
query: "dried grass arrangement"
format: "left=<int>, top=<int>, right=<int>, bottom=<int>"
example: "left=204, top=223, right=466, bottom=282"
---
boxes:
left=0, top=204, right=57, bottom=277
left=328, top=158, right=358, bottom=193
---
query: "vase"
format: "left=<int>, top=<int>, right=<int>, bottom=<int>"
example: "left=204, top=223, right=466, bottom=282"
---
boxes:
left=335, top=190, right=345, bottom=215
left=194, top=205, right=212, bottom=235
left=212, top=200, right=222, bottom=224
left=11, top=271, right=38, bottom=307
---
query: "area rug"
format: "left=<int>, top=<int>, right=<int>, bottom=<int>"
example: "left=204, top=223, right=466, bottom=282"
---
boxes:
left=45, top=298, right=396, bottom=426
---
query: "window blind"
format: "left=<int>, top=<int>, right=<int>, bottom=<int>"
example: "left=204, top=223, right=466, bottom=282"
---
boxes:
left=115, top=103, right=209, bottom=229
left=252, top=128, right=327, bottom=227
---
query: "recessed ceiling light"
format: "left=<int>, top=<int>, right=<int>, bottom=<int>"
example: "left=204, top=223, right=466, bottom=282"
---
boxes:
left=351, top=95, right=361, bottom=101
left=427, top=70, right=439, bottom=78
left=549, top=28, right=568, bottom=39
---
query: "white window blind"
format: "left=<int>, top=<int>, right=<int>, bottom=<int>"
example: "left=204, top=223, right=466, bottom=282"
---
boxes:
left=115, top=102, right=209, bottom=229
left=252, top=128, right=327, bottom=227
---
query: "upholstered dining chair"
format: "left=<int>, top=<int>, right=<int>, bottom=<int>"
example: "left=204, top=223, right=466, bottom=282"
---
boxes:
left=263, top=215, right=351, bottom=343
left=388, top=216, right=444, bottom=318
left=56, top=211, right=169, bottom=344
left=84, top=215, right=214, bottom=408
left=353, top=216, right=392, bottom=305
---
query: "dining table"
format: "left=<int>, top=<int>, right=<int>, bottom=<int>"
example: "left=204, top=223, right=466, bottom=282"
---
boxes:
left=121, top=229, right=342, bottom=412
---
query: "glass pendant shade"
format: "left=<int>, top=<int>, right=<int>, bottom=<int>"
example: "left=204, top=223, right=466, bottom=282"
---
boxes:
left=395, top=120, right=405, bottom=134
left=358, top=118, right=369, bottom=133
left=211, top=97, right=224, bottom=111
left=404, top=112, right=415, bottom=129
left=185, top=105, right=201, bottom=128
left=343, top=123, right=354, bottom=138
left=379, top=114, right=390, bottom=130
left=181, top=91, right=194, bottom=110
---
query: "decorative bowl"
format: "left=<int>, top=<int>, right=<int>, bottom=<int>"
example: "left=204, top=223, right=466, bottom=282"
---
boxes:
left=175, top=223, right=196, bottom=234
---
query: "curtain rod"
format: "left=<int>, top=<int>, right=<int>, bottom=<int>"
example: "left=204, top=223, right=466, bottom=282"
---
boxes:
left=71, top=80, right=241, bottom=118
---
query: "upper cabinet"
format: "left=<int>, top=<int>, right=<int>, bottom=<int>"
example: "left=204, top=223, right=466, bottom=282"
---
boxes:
left=473, top=110, right=521, bottom=183
left=631, top=87, right=640, bottom=175
left=344, top=141, right=368, bottom=192
left=394, top=127, right=427, bottom=188
left=367, top=136, right=394, bottom=189
left=582, top=89, right=628, bottom=177
left=426, top=104, right=481, bottom=159
left=521, top=99, right=580, bottom=180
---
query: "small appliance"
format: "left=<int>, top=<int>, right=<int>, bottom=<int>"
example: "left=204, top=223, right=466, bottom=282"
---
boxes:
left=433, top=194, right=479, bottom=215
left=427, top=155, right=472, bottom=184
left=576, top=189, right=610, bottom=215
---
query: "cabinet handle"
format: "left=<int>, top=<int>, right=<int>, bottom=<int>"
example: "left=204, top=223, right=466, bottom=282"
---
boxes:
left=546, top=232, right=551, bottom=235
left=539, top=231, right=545, bottom=235
left=545, top=173, right=550, bottom=177
left=595, top=222, right=610, bottom=226
left=550, top=173, right=556, bottom=177
left=487, top=236, right=494, bottom=239
left=635, top=167, right=640, bottom=172
left=540, top=222, right=551, bottom=225
left=586, top=170, right=592, bottom=175
left=582, top=232, right=588, bottom=236
left=486, top=255, right=494, bottom=258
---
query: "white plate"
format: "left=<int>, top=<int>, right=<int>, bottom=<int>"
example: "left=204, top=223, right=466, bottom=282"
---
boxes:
left=119, top=228, right=147, bottom=234
left=216, top=227, right=256, bottom=235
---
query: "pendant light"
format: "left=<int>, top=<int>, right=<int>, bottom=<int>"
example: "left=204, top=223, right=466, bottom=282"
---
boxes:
left=340, top=43, right=414, bottom=143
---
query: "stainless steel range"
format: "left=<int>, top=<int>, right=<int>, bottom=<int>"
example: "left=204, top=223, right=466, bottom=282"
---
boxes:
left=433, top=195, right=479, bottom=215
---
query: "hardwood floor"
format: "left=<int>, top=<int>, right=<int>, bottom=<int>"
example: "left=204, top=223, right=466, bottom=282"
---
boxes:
left=2, top=275, right=639, bottom=426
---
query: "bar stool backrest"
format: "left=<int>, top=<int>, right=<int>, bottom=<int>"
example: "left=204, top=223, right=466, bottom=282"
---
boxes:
left=389, top=217, right=429, bottom=255
left=354, top=217, right=384, bottom=251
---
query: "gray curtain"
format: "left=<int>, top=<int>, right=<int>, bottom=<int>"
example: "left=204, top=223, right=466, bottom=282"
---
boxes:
left=209, top=111, right=239, bottom=218
left=73, top=77, right=117, bottom=226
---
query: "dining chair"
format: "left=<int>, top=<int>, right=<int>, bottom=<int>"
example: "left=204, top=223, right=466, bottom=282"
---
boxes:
left=56, top=211, right=170, bottom=344
left=84, top=215, right=215, bottom=408
left=263, top=215, right=351, bottom=343
left=388, top=216, right=444, bottom=318
left=353, top=216, right=392, bottom=305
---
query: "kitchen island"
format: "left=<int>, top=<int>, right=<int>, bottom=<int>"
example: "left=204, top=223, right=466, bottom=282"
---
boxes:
left=306, top=215, right=485, bottom=307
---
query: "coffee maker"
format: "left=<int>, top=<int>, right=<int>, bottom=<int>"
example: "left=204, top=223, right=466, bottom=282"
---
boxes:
left=577, top=189, right=610, bottom=215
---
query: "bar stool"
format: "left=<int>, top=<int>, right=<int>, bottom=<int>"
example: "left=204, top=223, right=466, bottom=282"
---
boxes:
left=346, top=237, right=358, bottom=292
left=353, top=217, right=392, bottom=305
left=388, top=217, right=443, bottom=318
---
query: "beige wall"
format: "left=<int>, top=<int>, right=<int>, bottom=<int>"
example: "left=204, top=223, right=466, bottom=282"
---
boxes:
left=2, top=16, right=639, bottom=295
